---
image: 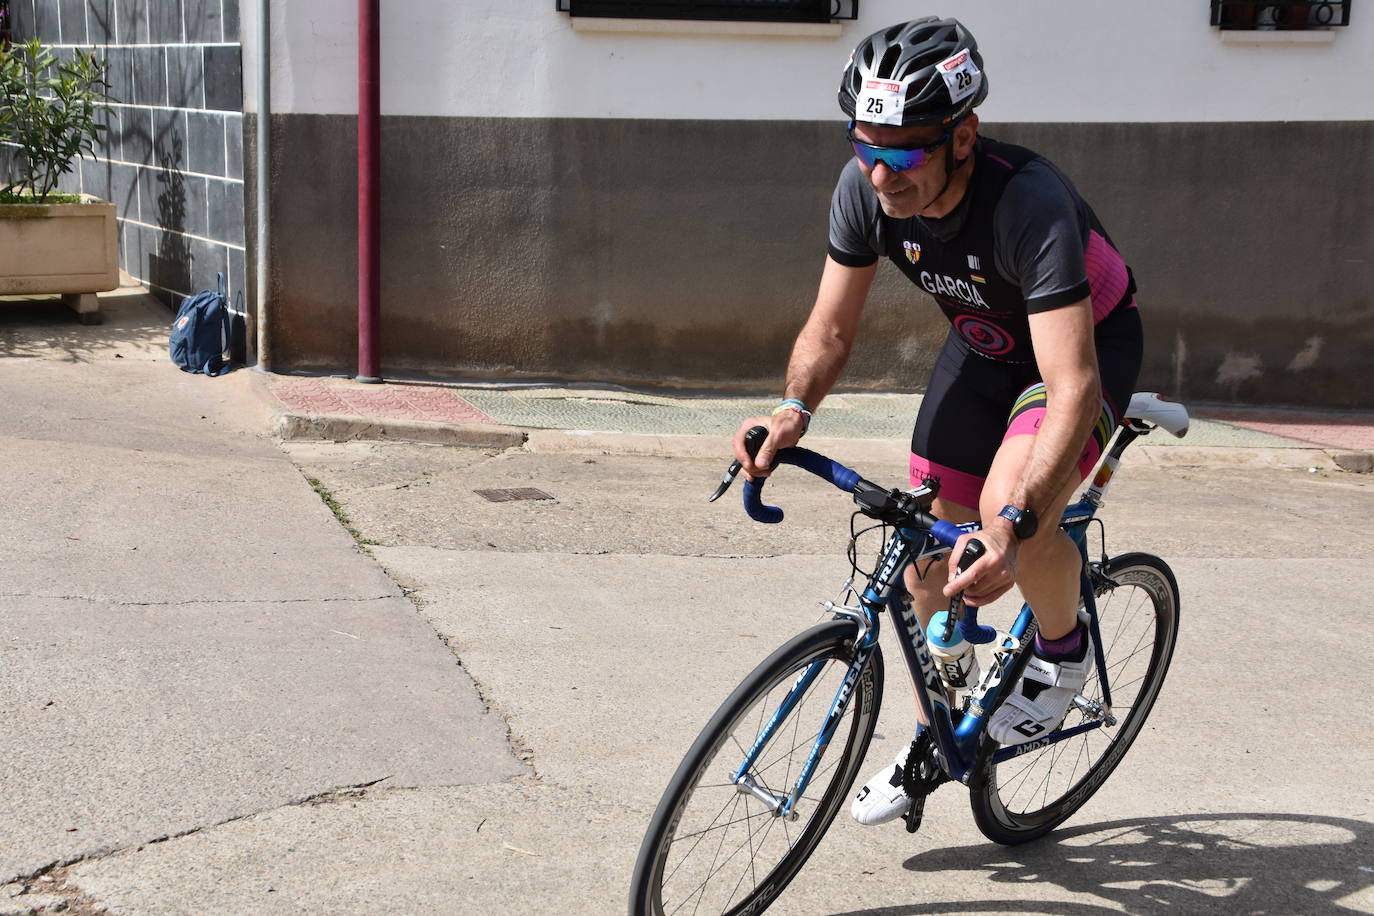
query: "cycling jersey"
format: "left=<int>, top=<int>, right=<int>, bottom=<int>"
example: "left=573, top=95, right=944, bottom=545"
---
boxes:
left=827, top=137, right=1137, bottom=365
left=825, top=136, right=1143, bottom=507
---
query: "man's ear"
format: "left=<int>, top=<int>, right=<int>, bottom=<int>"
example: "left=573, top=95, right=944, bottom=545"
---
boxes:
left=954, top=113, right=980, bottom=158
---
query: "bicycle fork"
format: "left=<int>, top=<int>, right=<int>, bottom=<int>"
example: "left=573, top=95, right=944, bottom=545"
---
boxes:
left=730, top=630, right=878, bottom=820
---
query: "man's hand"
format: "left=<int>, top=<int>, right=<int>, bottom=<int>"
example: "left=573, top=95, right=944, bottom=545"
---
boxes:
left=943, top=525, right=1019, bottom=607
left=733, top=412, right=806, bottom=479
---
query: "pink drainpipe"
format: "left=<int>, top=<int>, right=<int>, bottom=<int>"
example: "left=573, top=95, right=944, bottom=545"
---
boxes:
left=356, top=0, right=381, bottom=383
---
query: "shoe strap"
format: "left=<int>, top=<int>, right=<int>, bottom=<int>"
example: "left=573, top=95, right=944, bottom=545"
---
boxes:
left=1023, top=652, right=1090, bottom=690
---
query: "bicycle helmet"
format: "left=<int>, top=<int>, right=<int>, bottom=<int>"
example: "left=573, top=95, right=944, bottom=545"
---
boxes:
left=838, top=17, right=988, bottom=128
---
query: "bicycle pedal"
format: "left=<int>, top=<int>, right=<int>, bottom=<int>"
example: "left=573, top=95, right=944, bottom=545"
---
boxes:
left=903, top=794, right=926, bottom=834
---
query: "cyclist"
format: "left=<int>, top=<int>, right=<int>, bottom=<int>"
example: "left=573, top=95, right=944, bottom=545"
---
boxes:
left=732, top=16, right=1143, bottom=827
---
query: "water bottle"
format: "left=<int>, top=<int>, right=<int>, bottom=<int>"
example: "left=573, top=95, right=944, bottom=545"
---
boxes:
left=928, top=609, right=979, bottom=690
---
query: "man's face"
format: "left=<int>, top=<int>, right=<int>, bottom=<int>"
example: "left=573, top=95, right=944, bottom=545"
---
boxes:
left=850, top=118, right=975, bottom=218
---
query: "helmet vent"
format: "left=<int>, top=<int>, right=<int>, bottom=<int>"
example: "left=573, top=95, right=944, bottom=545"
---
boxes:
left=876, top=45, right=902, bottom=80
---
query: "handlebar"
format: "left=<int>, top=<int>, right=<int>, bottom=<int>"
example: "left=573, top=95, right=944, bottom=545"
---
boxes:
left=741, top=448, right=859, bottom=523
left=728, top=426, right=997, bottom=645
left=735, top=427, right=967, bottom=549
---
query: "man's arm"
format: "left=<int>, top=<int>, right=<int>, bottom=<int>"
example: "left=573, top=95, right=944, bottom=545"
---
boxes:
left=1005, top=298, right=1101, bottom=518
left=734, top=255, right=878, bottom=476
left=944, top=297, right=1100, bottom=606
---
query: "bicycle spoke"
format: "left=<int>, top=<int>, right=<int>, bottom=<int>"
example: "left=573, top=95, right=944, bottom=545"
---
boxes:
left=637, top=625, right=881, bottom=916
left=664, top=793, right=750, bottom=886
left=983, top=565, right=1173, bottom=831
left=675, top=807, right=783, bottom=916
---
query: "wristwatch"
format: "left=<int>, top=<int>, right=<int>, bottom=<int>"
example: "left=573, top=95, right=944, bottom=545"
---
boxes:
left=998, top=504, right=1039, bottom=540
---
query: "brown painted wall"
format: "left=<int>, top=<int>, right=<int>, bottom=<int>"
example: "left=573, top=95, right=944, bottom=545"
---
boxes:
left=256, top=115, right=1374, bottom=408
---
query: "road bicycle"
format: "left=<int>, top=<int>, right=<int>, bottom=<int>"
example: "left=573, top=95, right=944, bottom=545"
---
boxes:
left=629, top=392, right=1188, bottom=916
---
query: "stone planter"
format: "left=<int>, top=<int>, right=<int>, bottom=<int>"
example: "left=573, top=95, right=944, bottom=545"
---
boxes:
left=0, top=195, right=119, bottom=324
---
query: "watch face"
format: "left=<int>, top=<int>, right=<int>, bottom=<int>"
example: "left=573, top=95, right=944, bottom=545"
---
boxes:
left=1001, top=504, right=1036, bottom=539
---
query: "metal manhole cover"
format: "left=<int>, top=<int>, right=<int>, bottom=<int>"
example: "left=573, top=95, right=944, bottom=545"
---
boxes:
left=474, top=487, right=556, bottom=503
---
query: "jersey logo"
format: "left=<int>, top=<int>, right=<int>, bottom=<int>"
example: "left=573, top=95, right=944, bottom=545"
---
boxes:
left=954, top=315, right=1014, bottom=356
left=903, top=241, right=921, bottom=265
left=919, top=270, right=989, bottom=309
left=967, top=255, right=980, bottom=270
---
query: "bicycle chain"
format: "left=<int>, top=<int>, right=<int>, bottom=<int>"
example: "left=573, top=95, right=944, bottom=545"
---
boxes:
left=901, top=729, right=949, bottom=798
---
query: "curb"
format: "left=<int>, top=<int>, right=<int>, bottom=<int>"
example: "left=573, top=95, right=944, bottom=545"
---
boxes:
left=273, top=416, right=1374, bottom=473
left=1333, top=451, right=1374, bottom=473
left=275, top=412, right=527, bottom=449
left=522, top=429, right=909, bottom=466
left=1135, top=444, right=1342, bottom=471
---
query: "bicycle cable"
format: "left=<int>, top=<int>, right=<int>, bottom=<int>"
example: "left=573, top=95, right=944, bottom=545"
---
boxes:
left=846, top=511, right=889, bottom=581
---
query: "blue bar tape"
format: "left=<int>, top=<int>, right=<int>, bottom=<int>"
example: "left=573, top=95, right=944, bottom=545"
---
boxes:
left=741, top=447, right=861, bottom=523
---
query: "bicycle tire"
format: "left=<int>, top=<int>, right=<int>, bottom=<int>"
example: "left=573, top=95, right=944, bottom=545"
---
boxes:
left=968, top=552, right=1180, bottom=845
left=629, top=619, right=884, bottom=916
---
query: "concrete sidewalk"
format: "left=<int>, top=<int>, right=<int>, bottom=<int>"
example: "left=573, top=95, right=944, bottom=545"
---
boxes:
left=0, top=285, right=522, bottom=911
left=265, top=373, right=1374, bottom=473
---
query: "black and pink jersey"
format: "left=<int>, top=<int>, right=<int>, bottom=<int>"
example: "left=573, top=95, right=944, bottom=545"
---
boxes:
left=827, top=136, right=1137, bottom=365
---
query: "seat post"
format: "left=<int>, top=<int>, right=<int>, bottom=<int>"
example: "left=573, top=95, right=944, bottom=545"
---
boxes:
left=1082, top=424, right=1144, bottom=508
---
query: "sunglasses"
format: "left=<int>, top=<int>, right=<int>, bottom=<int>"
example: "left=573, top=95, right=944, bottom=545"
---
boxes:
left=846, top=120, right=953, bottom=172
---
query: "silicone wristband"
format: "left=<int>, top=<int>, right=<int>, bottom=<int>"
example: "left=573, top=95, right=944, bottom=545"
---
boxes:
left=772, top=401, right=812, bottom=434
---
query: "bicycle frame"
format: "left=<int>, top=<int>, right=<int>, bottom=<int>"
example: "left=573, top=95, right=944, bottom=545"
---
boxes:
left=731, top=497, right=1113, bottom=816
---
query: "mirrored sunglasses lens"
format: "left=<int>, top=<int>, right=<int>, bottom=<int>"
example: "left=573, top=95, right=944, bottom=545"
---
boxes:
left=852, top=142, right=925, bottom=172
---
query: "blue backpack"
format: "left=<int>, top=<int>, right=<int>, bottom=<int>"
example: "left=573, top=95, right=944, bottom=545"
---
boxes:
left=169, top=273, right=232, bottom=376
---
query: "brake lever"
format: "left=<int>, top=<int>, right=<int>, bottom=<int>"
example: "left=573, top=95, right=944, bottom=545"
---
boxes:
left=708, top=425, right=770, bottom=503
left=945, top=538, right=986, bottom=632
left=708, top=459, right=742, bottom=503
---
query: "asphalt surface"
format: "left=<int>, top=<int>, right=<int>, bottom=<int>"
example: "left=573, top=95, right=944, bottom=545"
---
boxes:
left=3, top=284, right=1373, bottom=916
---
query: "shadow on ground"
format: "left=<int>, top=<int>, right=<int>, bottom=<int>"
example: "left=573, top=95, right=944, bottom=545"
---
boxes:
left=0, top=287, right=171, bottom=362
left=830, top=812, right=1371, bottom=915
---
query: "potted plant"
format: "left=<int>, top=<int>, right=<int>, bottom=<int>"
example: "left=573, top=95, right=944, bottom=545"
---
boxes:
left=0, top=37, right=116, bottom=324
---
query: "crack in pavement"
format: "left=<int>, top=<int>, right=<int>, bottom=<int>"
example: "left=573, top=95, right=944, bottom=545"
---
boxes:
left=386, top=583, right=538, bottom=781
left=2, top=778, right=396, bottom=892
left=0, top=593, right=401, bottom=606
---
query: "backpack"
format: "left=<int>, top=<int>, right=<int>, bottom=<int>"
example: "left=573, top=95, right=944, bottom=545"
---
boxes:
left=169, top=273, right=232, bottom=376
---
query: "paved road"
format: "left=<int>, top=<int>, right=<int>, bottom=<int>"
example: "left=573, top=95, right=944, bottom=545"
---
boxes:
left=3, top=287, right=1373, bottom=915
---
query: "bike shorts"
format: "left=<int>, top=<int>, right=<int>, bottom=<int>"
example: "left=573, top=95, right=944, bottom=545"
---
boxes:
left=909, top=304, right=1143, bottom=509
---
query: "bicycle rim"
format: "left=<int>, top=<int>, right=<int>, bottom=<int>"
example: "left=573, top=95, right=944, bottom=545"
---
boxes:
left=970, top=552, right=1179, bottom=843
left=630, top=620, right=883, bottom=916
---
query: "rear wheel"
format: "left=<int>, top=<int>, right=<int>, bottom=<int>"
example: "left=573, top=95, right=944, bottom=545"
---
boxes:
left=629, top=620, right=883, bottom=915
left=969, top=552, right=1179, bottom=844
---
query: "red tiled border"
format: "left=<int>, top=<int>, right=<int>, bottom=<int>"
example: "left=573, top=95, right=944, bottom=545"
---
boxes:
left=270, top=378, right=497, bottom=425
left=1195, top=407, right=1374, bottom=451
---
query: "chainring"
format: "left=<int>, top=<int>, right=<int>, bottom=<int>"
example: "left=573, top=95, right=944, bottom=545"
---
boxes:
left=900, top=728, right=949, bottom=798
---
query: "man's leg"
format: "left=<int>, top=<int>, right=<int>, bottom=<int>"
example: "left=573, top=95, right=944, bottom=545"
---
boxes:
left=979, top=424, right=1105, bottom=746
left=901, top=494, right=978, bottom=725
left=978, top=433, right=1084, bottom=640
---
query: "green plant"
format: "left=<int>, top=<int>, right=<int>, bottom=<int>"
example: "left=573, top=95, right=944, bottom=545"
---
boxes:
left=0, top=38, right=113, bottom=203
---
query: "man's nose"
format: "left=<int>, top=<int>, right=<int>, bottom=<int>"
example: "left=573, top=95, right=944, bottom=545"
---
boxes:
left=869, top=161, right=905, bottom=189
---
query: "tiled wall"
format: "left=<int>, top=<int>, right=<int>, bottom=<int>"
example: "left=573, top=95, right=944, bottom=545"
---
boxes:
left=6, top=0, right=245, bottom=314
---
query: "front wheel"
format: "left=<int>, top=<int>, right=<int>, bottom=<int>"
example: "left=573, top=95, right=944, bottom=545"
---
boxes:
left=969, top=552, right=1180, bottom=844
left=629, top=619, right=883, bottom=916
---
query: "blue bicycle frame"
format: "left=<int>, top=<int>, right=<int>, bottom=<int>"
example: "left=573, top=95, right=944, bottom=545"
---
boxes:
left=729, top=468, right=1116, bottom=817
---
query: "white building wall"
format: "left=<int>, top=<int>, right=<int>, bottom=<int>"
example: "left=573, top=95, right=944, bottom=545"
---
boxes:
left=243, top=0, right=1373, bottom=121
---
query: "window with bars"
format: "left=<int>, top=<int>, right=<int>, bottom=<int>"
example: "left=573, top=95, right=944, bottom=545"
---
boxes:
left=556, top=0, right=858, bottom=23
left=1211, top=0, right=1350, bottom=29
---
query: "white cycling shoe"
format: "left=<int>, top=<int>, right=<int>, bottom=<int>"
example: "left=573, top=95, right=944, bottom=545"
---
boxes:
left=988, top=615, right=1094, bottom=746
left=850, top=742, right=916, bottom=826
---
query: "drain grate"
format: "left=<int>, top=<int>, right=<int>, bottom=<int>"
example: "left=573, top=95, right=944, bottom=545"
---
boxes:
left=474, top=487, right=556, bottom=503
